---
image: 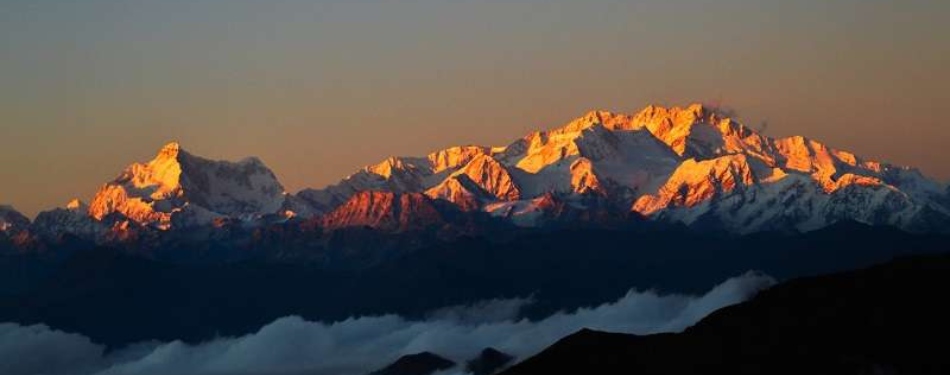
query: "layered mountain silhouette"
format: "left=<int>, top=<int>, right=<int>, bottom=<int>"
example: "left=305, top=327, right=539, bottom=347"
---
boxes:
left=466, top=348, right=515, bottom=375
left=499, top=252, right=950, bottom=375
left=368, top=352, right=455, bottom=375
left=366, top=348, right=514, bottom=375
left=2, top=104, right=949, bottom=254
left=2, top=222, right=947, bottom=347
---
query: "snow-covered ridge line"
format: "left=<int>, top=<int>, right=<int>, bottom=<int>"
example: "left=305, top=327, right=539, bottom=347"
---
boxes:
left=7, top=103, right=950, bottom=240
left=296, top=103, right=949, bottom=233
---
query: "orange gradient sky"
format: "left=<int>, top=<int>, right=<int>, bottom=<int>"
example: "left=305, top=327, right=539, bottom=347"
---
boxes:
left=1, top=0, right=948, bottom=217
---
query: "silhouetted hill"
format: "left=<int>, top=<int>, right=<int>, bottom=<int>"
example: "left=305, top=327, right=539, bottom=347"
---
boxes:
left=501, top=252, right=950, bottom=375
left=369, top=352, right=455, bottom=375
left=466, top=348, right=515, bottom=375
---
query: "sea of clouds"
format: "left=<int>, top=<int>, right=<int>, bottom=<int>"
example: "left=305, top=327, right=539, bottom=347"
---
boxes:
left=0, top=272, right=774, bottom=375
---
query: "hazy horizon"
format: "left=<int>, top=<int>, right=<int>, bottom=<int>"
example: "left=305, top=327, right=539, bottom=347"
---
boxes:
left=2, top=0, right=949, bottom=217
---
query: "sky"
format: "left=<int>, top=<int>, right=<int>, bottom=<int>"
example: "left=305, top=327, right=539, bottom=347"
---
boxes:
left=1, top=0, right=948, bottom=217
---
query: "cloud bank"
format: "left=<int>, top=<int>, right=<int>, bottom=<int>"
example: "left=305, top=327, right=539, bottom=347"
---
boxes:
left=1, top=272, right=774, bottom=375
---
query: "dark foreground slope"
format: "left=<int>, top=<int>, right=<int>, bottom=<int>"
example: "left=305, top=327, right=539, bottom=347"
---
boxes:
left=502, top=252, right=950, bottom=375
left=1, top=223, right=946, bottom=348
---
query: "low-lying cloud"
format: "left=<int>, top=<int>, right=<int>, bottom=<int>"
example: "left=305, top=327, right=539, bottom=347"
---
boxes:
left=1, top=272, right=774, bottom=375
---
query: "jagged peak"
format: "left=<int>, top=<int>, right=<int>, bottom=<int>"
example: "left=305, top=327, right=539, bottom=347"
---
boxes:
left=321, top=145, right=494, bottom=199
left=425, top=174, right=489, bottom=211
left=628, top=103, right=749, bottom=156
left=364, top=156, right=406, bottom=178
left=560, top=110, right=636, bottom=133
left=569, top=157, right=604, bottom=195
left=557, top=107, right=737, bottom=139
left=455, top=153, right=521, bottom=201
left=530, top=103, right=746, bottom=157
left=116, top=143, right=187, bottom=192
left=150, top=141, right=265, bottom=169
left=462, top=152, right=504, bottom=170
left=236, top=156, right=266, bottom=166
left=88, top=141, right=286, bottom=228
left=632, top=154, right=757, bottom=216
left=637, top=102, right=724, bottom=118
left=363, top=155, right=435, bottom=180
left=156, top=141, right=184, bottom=160
left=322, top=190, right=446, bottom=232
left=833, top=174, right=886, bottom=191
left=633, top=103, right=743, bottom=129
left=779, top=134, right=810, bottom=145
left=634, top=103, right=716, bottom=127
left=0, top=204, right=30, bottom=232
left=65, top=198, right=87, bottom=211
left=427, top=145, right=491, bottom=173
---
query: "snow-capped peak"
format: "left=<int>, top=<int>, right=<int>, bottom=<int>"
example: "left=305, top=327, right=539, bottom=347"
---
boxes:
left=296, top=103, right=950, bottom=233
left=65, top=198, right=87, bottom=211
left=87, top=142, right=287, bottom=229
left=23, top=104, right=949, bottom=238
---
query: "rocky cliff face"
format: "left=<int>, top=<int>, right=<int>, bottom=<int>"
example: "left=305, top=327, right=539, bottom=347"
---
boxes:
left=321, top=191, right=450, bottom=233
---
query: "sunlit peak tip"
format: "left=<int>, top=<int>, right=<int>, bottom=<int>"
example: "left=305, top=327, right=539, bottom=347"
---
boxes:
left=687, top=102, right=706, bottom=111
left=157, top=141, right=183, bottom=158
left=582, top=109, right=614, bottom=117
left=65, top=198, right=85, bottom=210
left=637, top=102, right=706, bottom=113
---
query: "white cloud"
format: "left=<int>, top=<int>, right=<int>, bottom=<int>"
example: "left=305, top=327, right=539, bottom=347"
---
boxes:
left=0, top=323, right=104, bottom=375
left=0, top=272, right=774, bottom=375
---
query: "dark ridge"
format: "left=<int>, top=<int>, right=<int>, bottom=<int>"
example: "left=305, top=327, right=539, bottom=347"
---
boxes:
left=465, top=347, right=515, bottom=375
left=0, top=224, right=947, bottom=348
left=369, top=352, right=456, bottom=375
left=500, top=252, right=950, bottom=375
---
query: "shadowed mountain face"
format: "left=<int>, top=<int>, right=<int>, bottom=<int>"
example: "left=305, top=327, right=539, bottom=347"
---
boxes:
left=501, top=253, right=950, bottom=375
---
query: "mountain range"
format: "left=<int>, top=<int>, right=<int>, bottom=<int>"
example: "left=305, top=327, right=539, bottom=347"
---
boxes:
left=2, top=104, right=949, bottom=252
left=2, top=103, right=950, bottom=375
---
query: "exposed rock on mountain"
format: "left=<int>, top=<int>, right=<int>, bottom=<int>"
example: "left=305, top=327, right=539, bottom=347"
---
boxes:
left=321, top=191, right=450, bottom=232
